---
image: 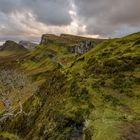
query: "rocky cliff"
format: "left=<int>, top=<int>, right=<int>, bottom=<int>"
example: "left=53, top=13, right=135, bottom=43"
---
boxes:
left=68, top=40, right=96, bottom=54
left=40, top=34, right=105, bottom=45
left=40, top=34, right=104, bottom=55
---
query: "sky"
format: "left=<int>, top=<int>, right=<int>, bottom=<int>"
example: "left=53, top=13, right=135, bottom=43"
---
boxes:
left=0, top=0, right=140, bottom=43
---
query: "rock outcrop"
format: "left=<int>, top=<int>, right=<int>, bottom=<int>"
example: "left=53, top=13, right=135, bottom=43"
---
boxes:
left=68, top=40, right=96, bottom=54
left=40, top=34, right=66, bottom=45
left=40, top=34, right=105, bottom=46
left=19, top=41, right=37, bottom=50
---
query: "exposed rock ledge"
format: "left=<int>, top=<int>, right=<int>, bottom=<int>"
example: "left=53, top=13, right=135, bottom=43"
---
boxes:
left=68, top=41, right=96, bottom=54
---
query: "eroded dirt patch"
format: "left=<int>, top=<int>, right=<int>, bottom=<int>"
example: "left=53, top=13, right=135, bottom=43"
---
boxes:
left=121, top=122, right=140, bottom=140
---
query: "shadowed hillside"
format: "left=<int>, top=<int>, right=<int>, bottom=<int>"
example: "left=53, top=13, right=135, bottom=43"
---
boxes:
left=0, top=40, right=28, bottom=61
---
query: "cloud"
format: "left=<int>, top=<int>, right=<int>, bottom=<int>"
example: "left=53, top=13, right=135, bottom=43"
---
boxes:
left=0, top=0, right=20, bottom=14
left=0, top=0, right=74, bottom=42
left=22, top=0, right=72, bottom=26
left=74, top=0, right=140, bottom=37
left=0, top=0, right=72, bottom=26
left=0, top=0, right=140, bottom=42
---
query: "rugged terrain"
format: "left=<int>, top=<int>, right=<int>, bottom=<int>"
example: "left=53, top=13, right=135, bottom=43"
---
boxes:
left=19, top=41, right=37, bottom=50
left=0, top=32, right=140, bottom=140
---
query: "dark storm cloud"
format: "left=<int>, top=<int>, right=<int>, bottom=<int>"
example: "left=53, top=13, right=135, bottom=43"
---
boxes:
left=74, top=0, right=140, bottom=37
left=0, top=0, right=72, bottom=26
left=0, top=0, right=20, bottom=13
left=22, top=0, right=72, bottom=26
left=0, top=0, right=72, bottom=42
left=0, top=0, right=140, bottom=41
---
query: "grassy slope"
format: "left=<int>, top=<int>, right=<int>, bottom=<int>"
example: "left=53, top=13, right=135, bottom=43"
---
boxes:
left=67, top=32, right=140, bottom=140
left=0, top=32, right=140, bottom=140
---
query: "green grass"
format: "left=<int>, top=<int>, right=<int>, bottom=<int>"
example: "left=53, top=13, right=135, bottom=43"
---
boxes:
left=0, top=132, right=21, bottom=140
left=0, top=51, right=15, bottom=57
left=0, top=32, right=140, bottom=140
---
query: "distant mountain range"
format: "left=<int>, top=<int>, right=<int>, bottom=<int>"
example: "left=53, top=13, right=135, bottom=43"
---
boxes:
left=19, top=40, right=38, bottom=50
left=0, top=40, right=38, bottom=58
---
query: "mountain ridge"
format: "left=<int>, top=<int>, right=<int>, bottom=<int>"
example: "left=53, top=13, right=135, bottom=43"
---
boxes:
left=40, top=33, right=106, bottom=45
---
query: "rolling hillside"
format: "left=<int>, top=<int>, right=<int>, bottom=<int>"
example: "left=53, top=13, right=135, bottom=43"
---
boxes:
left=0, top=32, right=140, bottom=140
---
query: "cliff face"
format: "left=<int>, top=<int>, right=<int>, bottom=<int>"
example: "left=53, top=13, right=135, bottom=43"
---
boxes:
left=40, top=34, right=105, bottom=45
left=40, top=34, right=103, bottom=55
left=40, top=34, right=63, bottom=45
left=68, top=41, right=96, bottom=54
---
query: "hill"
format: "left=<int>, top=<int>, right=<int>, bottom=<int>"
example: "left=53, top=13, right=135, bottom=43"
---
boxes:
left=0, top=40, right=28, bottom=58
left=20, top=34, right=105, bottom=76
left=0, top=32, right=140, bottom=140
left=19, top=41, right=37, bottom=50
